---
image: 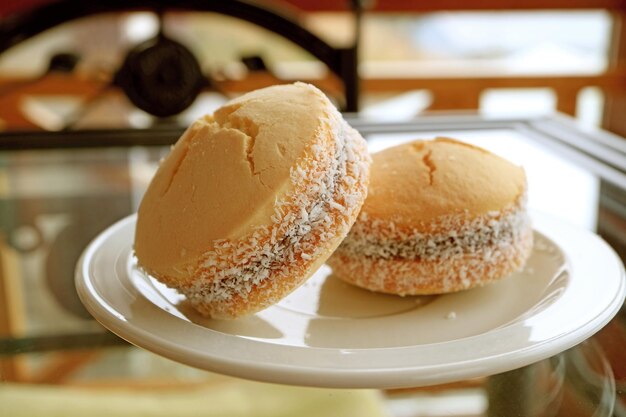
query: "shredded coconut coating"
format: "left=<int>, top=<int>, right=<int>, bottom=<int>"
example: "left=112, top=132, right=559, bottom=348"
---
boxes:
left=176, top=110, right=370, bottom=318
left=328, top=194, right=533, bottom=295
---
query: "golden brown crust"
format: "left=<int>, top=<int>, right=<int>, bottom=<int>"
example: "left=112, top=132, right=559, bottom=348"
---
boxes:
left=135, top=83, right=339, bottom=281
left=364, top=137, right=526, bottom=233
left=155, top=124, right=370, bottom=318
left=329, top=137, right=533, bottom=295
left=135, top=82, right=371, bottom=318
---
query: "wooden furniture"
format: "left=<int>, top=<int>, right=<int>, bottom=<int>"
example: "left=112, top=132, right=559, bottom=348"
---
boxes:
left=2, top=1, right=626, bottom=134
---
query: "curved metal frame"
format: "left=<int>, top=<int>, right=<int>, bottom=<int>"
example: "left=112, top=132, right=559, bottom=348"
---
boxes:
left=0, top=0, right=359, bottom=110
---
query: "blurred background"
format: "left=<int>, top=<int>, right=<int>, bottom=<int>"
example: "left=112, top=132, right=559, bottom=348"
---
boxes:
left=0, top=0, right=623, bottom=135
left=1, top=2, right=626, bottom=417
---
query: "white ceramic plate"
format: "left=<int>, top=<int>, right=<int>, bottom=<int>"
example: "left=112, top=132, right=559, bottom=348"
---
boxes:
left=76, top=212, right=625, bottom=388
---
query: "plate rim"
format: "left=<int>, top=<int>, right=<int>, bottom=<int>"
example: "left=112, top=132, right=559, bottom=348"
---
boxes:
left=76, top=212, right=626, bottom=388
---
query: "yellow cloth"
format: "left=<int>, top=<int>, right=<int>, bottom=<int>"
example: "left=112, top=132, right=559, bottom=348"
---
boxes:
left=0, top=381, right=388, bottom=417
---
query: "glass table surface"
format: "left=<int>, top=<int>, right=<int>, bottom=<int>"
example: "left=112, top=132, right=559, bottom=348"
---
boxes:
left=0, top=113, right=625, bottom=417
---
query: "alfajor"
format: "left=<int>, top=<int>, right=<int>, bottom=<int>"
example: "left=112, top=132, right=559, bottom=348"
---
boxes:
left=134, top=82, right=370, bottom=318
left=328, top=137, right=533, bottom=295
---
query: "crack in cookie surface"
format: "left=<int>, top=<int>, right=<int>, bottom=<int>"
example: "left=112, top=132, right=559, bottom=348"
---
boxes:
left=178, top=111, right=370, bottom=318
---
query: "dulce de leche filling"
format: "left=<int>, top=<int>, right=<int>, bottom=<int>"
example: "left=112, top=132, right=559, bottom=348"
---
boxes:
left=337, top=193, right=530, bottom=262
